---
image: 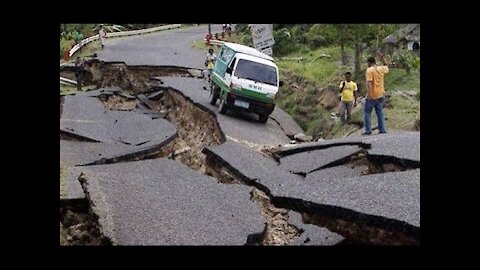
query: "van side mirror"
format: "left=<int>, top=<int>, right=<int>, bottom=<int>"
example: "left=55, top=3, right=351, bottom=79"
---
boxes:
left=279, top=80, right=284, bottom=87
left=226, top=67, right=233, bottom=74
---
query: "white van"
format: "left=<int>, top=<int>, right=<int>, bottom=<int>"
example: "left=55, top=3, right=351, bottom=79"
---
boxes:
left=209, top=42, right=283, bottom=123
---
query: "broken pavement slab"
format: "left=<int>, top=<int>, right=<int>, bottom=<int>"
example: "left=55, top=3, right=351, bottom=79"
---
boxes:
left=204, top=139, right=420, bottom=241
left=84, top=87, right=123, bottom=97
left=147, top=90, right=164, bottom=100
left=61, top=92, right=177, bottom=145
left=288, top=212, right=344, bottom=246
left=279, top=145, right=363, bottom=175
left=60, top=140, right=137, bottom=166
left=80, top=159, right=265, bottom=245
left=305, top=164, right=367, bottom=181
left=136, top=94, right=155, bottom=110
left=203, top=139, right=303, bottom=188
left=60, top=120, right=177, bottom=166
left=116, top=92, right=136, bottom=99
left=60, top=167, right=85, bottom=200
left=273, top=137, right=366, bottom=158
left=363, top=132, right=420, bottom=162
left=270, top=108, right=304, bottom=139
left=135, top=109, right=166, bottom=119
left=293, top=133, right=313, bottom=142
left=274, top=132, right=420, bottom=164
left=61, top=94, right=107, bottom=122
left=83, top=89, right=114, bottom=98
left=276, top=169, right=420, bottom=230
left=106, top=110, right=175, bottom=146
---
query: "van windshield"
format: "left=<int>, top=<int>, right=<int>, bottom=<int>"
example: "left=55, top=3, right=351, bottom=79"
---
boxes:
left=234, top=59, right=278, bottom=86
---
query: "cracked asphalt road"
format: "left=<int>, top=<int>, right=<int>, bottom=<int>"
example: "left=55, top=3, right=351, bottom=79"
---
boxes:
left=61, top=25, right=421, bottom=245
left=97, top=25, right=223, bottom=68
left=204, top=134, right=420, bottom=229
left=60, top=92, right=177, bottom=166
left=97, top=25, right=295, bottom=146
left=80, top=159, right=264, bottom=245
left=160, top=77, right=291, bottom=145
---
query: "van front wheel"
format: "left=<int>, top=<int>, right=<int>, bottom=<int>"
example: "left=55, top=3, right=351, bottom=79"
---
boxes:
left=209, top=86, right=220, bottom=105
left=258, top=113, right=269, bottom=123
left=218, top=98, right=228, bottom=114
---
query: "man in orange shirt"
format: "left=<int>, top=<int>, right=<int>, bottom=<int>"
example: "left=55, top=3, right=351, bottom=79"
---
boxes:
left=363, top=52, right=389, bottom=135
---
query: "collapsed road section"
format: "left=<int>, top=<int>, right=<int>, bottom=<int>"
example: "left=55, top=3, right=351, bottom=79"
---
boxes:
left=60, top=61, right=420, bottom=245
left=60, top=167, right=112, bottom=245
left=203, top=135, right=420, bottom=245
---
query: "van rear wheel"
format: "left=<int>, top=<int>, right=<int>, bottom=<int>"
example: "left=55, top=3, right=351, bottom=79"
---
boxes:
left=258, top=113, right=269, bottom=123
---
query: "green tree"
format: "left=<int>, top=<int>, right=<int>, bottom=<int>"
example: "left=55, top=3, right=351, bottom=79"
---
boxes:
left=392, top=48, right=420, bottom=74
left=341, top=24, right=400, bottom=80
left=334, top=24, right=349, bottom=65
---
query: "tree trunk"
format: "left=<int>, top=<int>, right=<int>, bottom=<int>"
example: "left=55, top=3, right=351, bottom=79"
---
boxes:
left=340, top=26, right=347, bottom=65
left=341, top=43, right=347, bottom=65
left=354, top=43, right=362, bottom=81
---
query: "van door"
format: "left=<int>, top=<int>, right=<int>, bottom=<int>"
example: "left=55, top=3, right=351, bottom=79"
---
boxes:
left=225, top=57, right=237, bottom=86
left=216, top=47, right=236, bottom=79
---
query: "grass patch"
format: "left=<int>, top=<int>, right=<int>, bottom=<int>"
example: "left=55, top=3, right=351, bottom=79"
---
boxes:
left=384, top=95, right=420, bottom=131
left=60, top=84, right=96, bottom=95
left=60, top=223, right=69, bottom=245
left=60, top=85, right=78, bottom=96
left=384, top=68, right=420, bottom=92
left=324, top=109, right=364, bottom=138
left=60, top=165, right=68, bottom=197
left=276, top=46, right=349, bottom=87
left=192, top=33, right=243, bottom=53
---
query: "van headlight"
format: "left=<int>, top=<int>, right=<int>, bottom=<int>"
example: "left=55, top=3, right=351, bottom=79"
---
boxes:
left=266, top=92, right=275, bottom=99
left=230, top=82, right=242, bottom=90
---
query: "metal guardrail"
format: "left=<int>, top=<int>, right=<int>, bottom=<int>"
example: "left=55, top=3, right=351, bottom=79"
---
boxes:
left=204, top=39, right=225, bottom=46
left=68, top=24, right=183, bottom=57
left=60, top=76, right=77, bottom=85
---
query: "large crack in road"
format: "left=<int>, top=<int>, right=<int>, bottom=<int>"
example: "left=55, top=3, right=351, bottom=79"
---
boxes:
left=60, top=172, right=113, bottom=245
left=60, top=61, right=419, bottom=245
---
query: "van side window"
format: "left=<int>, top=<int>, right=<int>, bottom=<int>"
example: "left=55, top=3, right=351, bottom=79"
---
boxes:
left=218, top=47, right=225, bottom=59
left=229, top=58, right=236, bottom=69
left=221, top=48, right=235, bottom=63
left=226, top=57, right=236, bottom=74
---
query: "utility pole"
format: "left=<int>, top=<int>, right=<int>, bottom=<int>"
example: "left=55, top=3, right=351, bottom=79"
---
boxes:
left=206, top=24, right=212, bottom=46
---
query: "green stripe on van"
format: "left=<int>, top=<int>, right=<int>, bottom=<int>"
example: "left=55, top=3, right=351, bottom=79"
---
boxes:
left=212, top=73, right=274, bottom=103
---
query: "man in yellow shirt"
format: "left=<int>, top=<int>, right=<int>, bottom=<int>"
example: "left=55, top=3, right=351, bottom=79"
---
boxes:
left=338, top=72, right=358, bottom=123
left=205, top=48, right=216, bottom=83
left=363, top=52, right=389, bottom=135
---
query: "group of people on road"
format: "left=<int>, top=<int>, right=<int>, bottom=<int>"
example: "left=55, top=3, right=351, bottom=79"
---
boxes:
left=338, top=51, right=389, bottom=135
left=222, top=24, right=232, bottom=36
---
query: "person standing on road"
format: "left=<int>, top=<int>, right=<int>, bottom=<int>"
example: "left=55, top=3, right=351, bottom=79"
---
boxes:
left=363, top=52, right=389, bottom=135
left=99, top=25, right=107, bottom=49
left=74, top=57, right=85, bottom=91
left=205, top=48, right=216, bottom=83
left=338, top=72, right=358, bottom=124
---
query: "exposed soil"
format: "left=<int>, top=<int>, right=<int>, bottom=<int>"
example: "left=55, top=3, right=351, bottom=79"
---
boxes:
left=100, top=94, right=137, bottom=111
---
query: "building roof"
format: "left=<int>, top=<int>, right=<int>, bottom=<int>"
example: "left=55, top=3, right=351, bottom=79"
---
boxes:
left=383, top=24, right=420, bottom=44
left=222, top=42, right=274, bottom=62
